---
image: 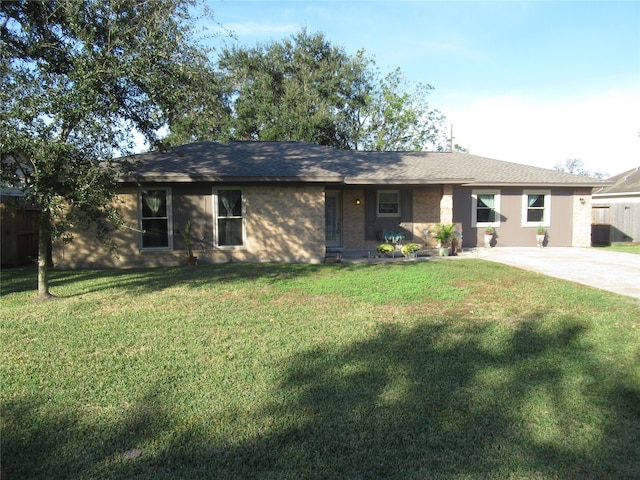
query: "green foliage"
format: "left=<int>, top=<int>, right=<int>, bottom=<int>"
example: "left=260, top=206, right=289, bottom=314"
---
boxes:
left=217, top=28, right=447, bottom=151
left=433, top=223, right=456, bottom=245
left=218, top=28, right=370, bottom=148
left=376, top=243, right=395, bottom=254
left=357, top=68, right=447, bottom=151
left=2, top=262, right=639, bottom=478
left=1, top=0, right=216, bottom=295
left=180, top=220, right=194, bottom=257
left=401, top=242, right=421, bottom=256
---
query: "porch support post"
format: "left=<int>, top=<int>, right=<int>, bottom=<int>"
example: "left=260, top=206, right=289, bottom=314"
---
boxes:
left=440, top=184, right=454, bottom=225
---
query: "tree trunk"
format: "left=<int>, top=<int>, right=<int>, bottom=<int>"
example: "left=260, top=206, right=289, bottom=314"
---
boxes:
left=37, top=210, right=53, bottom=300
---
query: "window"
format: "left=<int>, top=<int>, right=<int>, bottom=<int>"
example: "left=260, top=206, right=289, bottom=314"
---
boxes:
left=140, top=188, right=172, bottom=249
left=472, top=190, right=501, bottom=227
left=523, top=190, right=550, bottom=227
left=377, top=190, right=400, bottom=217
left=215, top=189, right=244, bottom=247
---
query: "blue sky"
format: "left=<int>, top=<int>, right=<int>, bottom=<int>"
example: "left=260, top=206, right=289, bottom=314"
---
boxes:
left=202, top=0, right=639, bottom=175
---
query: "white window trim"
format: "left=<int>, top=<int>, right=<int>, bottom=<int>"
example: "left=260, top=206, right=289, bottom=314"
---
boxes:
left=522, top=190, right=551, bottom=227
left=471, top=189, right=501, bottom=228
left=213, top=188, right=246, bottom=249
left=377, top=190, right=401, bottom=217
left=138, top=187, right=173, bottom=251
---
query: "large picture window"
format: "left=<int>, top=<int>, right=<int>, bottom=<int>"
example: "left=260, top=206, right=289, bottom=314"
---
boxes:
left=140, top=188, right=172, bottom=249
left=216, top=189, right=244, bottom=247
left=472, top=190, right=501, bottom=227
left=377, top=190, right=400, bottom=217
left=523, top=190, right=551, bottom=227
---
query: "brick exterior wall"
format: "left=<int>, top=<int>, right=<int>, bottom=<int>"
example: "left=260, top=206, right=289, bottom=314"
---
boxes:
left=572, top=189, right=593, bottom=247
left=341, top=189, right=365, bottom=249
left=341, top=187, right=444, bottom=251
left=413, top=187, right=445, bottom=249
left=53, top=184, right=326, bottom=268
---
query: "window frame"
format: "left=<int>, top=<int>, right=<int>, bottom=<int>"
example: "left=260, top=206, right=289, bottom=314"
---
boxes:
left=377, top=190, right=401, bottom=217
left=213, top=188, right=245, bottom=249
left=138, top=187, right=173, bottom=251
left=471, top=189, right=501, bottom=228
left=522, top=190, right=551, bottom=227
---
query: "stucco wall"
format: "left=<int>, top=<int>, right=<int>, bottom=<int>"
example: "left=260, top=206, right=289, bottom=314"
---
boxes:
left=53, top=184, right=326, bottom=268
left=453, top=187, right=591, bottom=248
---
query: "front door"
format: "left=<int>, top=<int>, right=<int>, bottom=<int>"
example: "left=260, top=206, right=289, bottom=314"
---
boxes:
left=325, top=191, right=342, bottom=248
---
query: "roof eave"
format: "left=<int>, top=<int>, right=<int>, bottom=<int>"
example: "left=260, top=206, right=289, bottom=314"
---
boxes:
left=344, top=178, right=474, bottom=185
left=462, top=182, right=609, bottom=188
left=593, top=191, right=640, bottom=198
left=119, top=174, right=345, bottom=184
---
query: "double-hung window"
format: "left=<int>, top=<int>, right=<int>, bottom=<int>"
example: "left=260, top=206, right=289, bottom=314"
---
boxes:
left=377, top=190, right=400, bottom=217
left=140, top=188, right=172, bottom=249
left=215, top=189, right=244, bottom=247
left=523, top=190, right=550, bottom=227
left=472, top=190, right=501, bottom=227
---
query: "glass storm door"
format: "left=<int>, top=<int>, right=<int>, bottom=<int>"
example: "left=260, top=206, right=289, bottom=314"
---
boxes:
left=325, top=192, right=342, bottom=248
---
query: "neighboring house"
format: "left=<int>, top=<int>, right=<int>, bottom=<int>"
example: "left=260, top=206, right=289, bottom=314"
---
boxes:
left=1, top=189, right=40, bottom=266
left=592, top=166, right=640, bottom=244
left=53, top=141, right=606, bottom=268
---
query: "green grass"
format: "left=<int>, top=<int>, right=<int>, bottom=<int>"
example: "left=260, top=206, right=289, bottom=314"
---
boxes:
left=593, top=243, right=640, bottom=254
left=2, top=261, right=639, bottom=479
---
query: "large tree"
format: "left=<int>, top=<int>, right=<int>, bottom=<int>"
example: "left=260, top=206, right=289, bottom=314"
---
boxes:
left=1, top=0, right=216, bottom=298
left=217, top=29, right=447, bottom=152
left=353, top=67, right=447, bottom=151
left=218, top=29, right=371, bottom=149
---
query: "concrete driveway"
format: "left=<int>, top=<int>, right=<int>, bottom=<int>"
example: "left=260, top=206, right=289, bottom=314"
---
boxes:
left=472, top=247, right=640, bottom=299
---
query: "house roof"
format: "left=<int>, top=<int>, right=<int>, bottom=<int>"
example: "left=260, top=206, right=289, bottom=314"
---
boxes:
left=592, top=166, right=640, bottom=197
left=120, top=141, right=609, bottom=187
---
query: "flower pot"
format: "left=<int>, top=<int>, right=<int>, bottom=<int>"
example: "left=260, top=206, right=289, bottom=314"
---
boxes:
left=438, top=247, right=449, bottom=257
left=484, top=234, right=493, bottom=248
left=536, top=234, right=545, bottom=247
left=186, top=256, right=198, bottom=266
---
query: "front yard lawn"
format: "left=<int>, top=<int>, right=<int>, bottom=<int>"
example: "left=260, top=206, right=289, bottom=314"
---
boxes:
left=2, top=261, right=639, bottom=479
left=593, top=243, right=640, bottom=255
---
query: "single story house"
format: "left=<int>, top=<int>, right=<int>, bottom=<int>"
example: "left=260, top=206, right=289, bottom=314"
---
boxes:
left=53, top=141, right=607, bottom=268
left=591, top=166, right=640, bottom=244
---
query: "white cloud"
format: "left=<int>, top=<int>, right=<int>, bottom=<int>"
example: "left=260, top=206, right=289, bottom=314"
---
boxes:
left=443, top=89, right=640, bottom=176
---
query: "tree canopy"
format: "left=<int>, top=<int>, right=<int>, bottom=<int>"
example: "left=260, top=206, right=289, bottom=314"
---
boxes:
left=554, top=159, right=608, bottom=179
left=1, top=0, right=217, bottom=298
left=212, top=29, right=447, bottom=151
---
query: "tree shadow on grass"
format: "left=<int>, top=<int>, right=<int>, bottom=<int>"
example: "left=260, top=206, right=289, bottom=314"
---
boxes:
left=2, top=318, right=638, bottom=479
left=0, top=262, right=337, bottom=298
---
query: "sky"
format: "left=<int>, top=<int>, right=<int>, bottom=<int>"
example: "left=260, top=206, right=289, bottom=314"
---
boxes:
left=200, top=0, right=640, bottom=176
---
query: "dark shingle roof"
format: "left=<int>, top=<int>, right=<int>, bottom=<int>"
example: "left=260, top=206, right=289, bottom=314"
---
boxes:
left=593, top=167, right=640, bottom=196
left=120, top=141, right=609, bottom=187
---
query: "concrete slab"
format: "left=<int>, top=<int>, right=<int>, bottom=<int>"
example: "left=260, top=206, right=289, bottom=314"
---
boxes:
left=472, top=247, right=640, bottom=299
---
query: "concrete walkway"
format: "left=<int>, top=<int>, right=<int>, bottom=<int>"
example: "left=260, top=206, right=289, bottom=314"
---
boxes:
left=473, top=247, right=640, bottom=299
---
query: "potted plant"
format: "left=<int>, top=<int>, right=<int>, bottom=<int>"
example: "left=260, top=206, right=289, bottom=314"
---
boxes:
left=401, top=243, right=421, bottom=258
left=181, top=221, right=197, bottom=265
left=484, top=226, right=495, bottom=248
left=376, top=243, right=395, bottom=257
left=536, top=225, right=546, bottom=247
left=433, top=223, right=456, bottom=256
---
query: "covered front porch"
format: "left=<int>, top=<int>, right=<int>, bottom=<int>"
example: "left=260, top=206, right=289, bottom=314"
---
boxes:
left=325, top=185, right=457, bottom=252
